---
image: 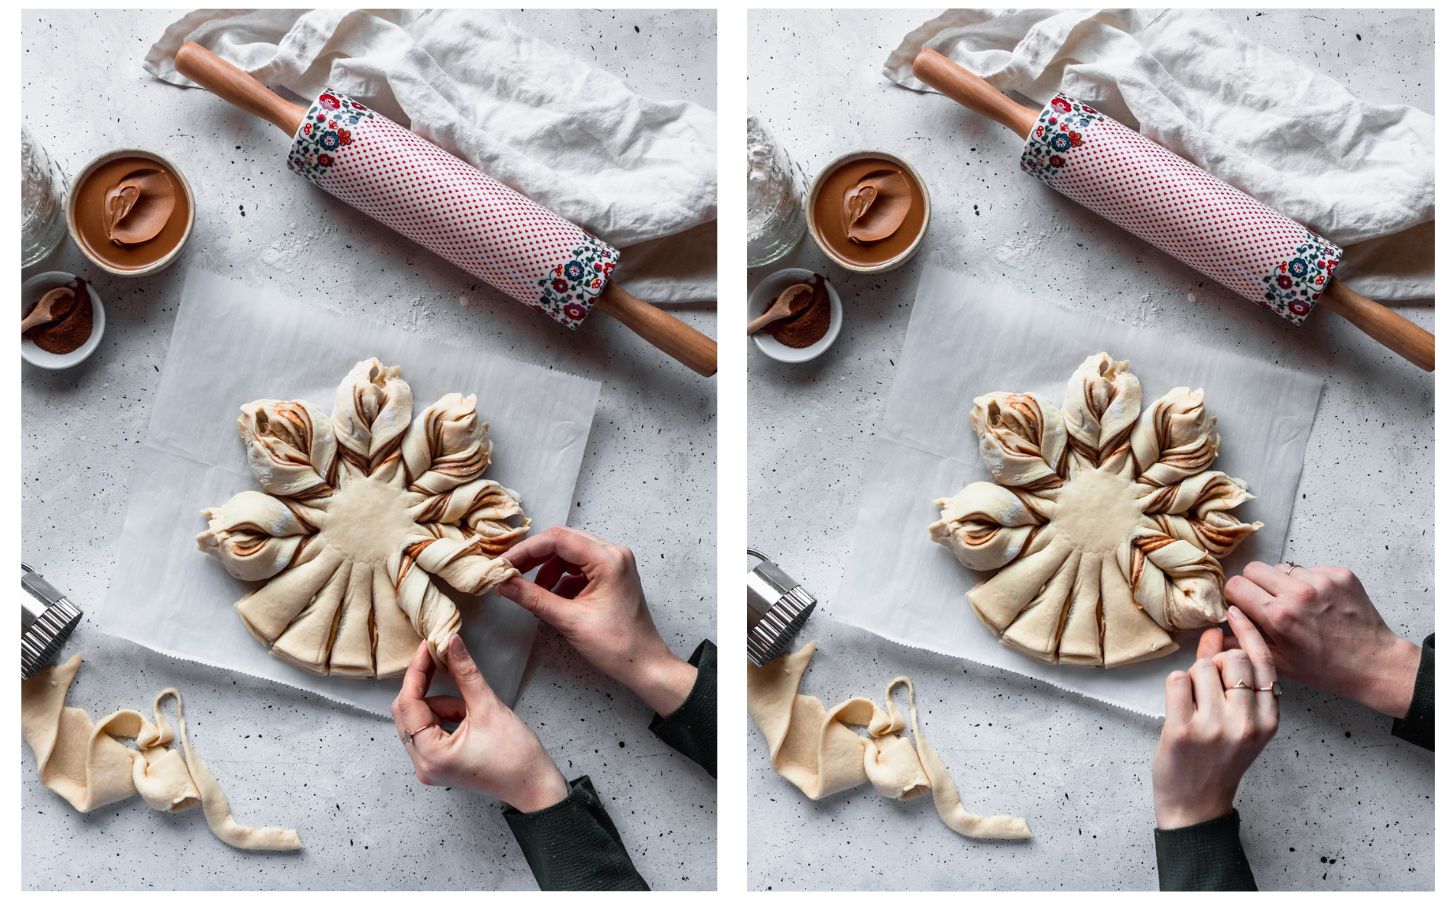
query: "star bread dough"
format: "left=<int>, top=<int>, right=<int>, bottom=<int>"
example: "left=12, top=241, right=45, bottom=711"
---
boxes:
left=22, top=655, right=301, bottom=851
left=929, top=353, right=1262, bottom=668
left=197, top=360, right=528, bottom=678
left=748, top=642, right=1031, bottom=840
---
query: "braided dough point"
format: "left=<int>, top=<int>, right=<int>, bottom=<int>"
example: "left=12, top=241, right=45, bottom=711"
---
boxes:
left=748, top=642, right=1031, bottom=840
left=931, top=353, right=1261, bottom=667
left=21, top=655, right=302, bottom=851
left=198, top=360, right=529, bottom=678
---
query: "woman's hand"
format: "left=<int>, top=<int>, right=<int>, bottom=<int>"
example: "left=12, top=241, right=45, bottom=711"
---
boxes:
left=499, top=526, right=697, bottom=717
left=1225, top=562, right=1422, bottom=718
left=1152, top=608, right=1280, bottom=830
left=391, top=636, right=568, bottom=813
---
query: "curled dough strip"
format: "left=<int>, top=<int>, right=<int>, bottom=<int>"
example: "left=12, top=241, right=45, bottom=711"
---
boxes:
left=405, top=533, right=519, bottom=596
left=1062, top=353, right=1141, bottom=466
left=1130, top=387, right=1220, bottom=486
left=1141, top=469, right=1262, bottom=558
left=21, top=655, right=302, bottom=851
left=930, top=481, right=1042, bottom=571
left=400, top=393, right=493, bottom=495
left=390, top=539, right=465, bottom=661
left=197, top=491, right=311, bottom=582
left=747, top=642, right=1031, bottom=840
left=412, top=480, right=531, bottom=555
left=1139, top=469, right=1251, bottom=516
left=1121, top=530, right=1227, bottom=631
left=1150, top=511, right=1262, bottom=559
left=970, top=392, right=1066, bottom=490
left=391, top=534, right=517, bottom=661
left=332, top=359, right=413, bottom=476
left=237, top=400, right=336, bottom=499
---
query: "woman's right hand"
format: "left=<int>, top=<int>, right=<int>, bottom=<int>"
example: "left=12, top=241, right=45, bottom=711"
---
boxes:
left=1224, top=562, right=1422, bottom=718
left=1152, top=607, right=1281, bottom=830
left=499, top=526, right=698, bottom=718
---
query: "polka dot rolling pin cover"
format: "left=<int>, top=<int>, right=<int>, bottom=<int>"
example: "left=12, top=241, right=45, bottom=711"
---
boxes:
left=1020, top=94, right=1342, bottom=325
left=287, top=89, right=619, bottom=329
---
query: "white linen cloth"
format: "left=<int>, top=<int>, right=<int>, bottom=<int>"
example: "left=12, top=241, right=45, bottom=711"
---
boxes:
left=144, top=8, right=716, bottom=301
left=885, top=9, right=1433, bottom=302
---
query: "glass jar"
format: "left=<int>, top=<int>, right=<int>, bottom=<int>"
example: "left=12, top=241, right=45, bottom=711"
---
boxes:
left=747, top=116, right=807, bottom=268
left=22, top=126, right=69, bottom=268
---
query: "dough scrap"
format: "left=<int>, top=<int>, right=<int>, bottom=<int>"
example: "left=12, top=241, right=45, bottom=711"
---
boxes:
left=931, top=353, right=1262, bottom=667
left=198, top=359, right=529, bottom=678
left=747, top=642, right=1031, bottom=840
left=21, top=655, right=301, bottom=851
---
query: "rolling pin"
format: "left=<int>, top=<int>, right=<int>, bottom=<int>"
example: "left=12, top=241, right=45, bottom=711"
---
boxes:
left=912, top=49, right=1435, bottom=371
left=175, top=41, right=716, bottom=377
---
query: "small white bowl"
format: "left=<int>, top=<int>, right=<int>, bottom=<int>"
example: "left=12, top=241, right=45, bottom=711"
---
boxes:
left=806, top=150, right=931, bottom=275
left=750, top=267, right=842, bottom=363
left=21, top=272, right=105, bottom=370
left=65, top=149, right=195, bottom=277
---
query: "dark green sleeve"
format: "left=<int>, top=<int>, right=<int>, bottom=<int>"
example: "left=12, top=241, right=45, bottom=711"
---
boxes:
left=1154, top=810, right=1257, bottom=891
left=1391, top=634, right=1434, bottom=751
left=503, top=776, right=648, bottom=891
left=648, top=639, right=716, bottom=777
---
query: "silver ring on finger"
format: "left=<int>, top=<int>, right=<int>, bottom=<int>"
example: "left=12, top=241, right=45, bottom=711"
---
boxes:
left=1281, top=561, right=1300, bottom=575
left=1255, top=682, right=1282, bottom=698
left=1224, top=679, right=1254, bottom=692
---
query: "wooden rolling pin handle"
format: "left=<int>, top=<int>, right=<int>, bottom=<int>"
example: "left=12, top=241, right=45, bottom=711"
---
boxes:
left=1319, top=279, right=1435, bottom=371
left=597, top=282, right=717, bottom=377
left=911, top=48, right=1039, bottom=139
left=174, top=41, right=307, bottom=137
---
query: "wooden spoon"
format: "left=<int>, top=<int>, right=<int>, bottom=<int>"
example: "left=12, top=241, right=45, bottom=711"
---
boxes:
left=20, top=287, right=78, bottom=333
left=748, top=283, right=813, bottom=335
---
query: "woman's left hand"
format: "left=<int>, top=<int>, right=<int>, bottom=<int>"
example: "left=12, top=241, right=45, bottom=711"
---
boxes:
left=391, top=635, right=569, bottom=813
left=1152, top=606, right=1281, bottom=829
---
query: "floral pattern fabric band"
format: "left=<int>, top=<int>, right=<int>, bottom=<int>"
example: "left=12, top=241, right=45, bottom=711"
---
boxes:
left=287, top=89, right=619, bottom=329
left=1019, top=93, right=1341, bottom=325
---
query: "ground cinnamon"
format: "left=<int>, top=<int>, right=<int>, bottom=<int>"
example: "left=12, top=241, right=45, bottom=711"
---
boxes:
left=765, top=274, right=830, bottom=348
left=23, top=277, right=93, bottom=354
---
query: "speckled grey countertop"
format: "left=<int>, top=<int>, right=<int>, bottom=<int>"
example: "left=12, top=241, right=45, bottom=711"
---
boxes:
left=748, top=8, right=1432, bottom=891
left=22, top=8, right=715, bottom=890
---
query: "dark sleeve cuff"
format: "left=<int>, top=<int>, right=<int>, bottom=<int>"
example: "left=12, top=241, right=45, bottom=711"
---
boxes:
left=648, top=639, right=717, bottom=777
left=1391, top=633, right=1435, bottom=751
left=1154, top=809, right=1258, bottom=891
left=503, top=776, right=648, bottom=891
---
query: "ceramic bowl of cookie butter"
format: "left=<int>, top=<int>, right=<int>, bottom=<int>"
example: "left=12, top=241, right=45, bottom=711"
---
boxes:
left=65, top=149, right=194, bottom=277
left=750, top=267, right=842, bottom=363
left=21, top=272, right=105, bottom=369
left=806, top=151, right=930, bottom=274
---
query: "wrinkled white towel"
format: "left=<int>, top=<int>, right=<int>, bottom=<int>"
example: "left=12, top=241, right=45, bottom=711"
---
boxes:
left=886, top=9, right=1433, bottom=302
left=145, top=8, right=716, bottom=302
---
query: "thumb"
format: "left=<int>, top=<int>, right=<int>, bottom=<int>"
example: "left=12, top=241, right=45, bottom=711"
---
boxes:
left=498, top=576, right=571, bottom=628
left=445, top=634, right=498, bottom=713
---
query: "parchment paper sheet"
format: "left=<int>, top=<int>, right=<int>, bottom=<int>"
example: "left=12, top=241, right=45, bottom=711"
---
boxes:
left=834, top=264, right=1323, bottom=717
left=98, top=267, right=600, bottom=717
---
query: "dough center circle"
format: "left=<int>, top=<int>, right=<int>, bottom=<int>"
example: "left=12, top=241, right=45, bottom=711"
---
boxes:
left=316, top=477, right=419, bottom=563
left=1047, top=467, right=1142, bottom=553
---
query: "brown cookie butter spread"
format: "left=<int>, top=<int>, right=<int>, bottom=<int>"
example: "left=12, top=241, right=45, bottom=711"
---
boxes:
left=22, top=277, right=93, bottom=354
left=72, top=156, right=190, bottom=270
left=811, top=155, right=926, bottom=268
left=764, top=274, right=831, bottom=348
